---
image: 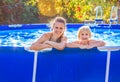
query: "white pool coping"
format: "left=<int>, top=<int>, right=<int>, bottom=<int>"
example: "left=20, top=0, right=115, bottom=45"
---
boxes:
left=25, top=46, right=120, bottom=52
left=97, top=46, right=120, bottom=51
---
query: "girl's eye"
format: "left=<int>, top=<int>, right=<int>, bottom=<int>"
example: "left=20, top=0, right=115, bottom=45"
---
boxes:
left=81, top=34, right=84, bottom=35
left=86, top=34, right=88, bottom=35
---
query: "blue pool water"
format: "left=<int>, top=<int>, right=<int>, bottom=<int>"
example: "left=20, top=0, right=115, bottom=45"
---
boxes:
left=0, top=24, right=120, bottom=46
left=0, top=24, right=120, bottom=82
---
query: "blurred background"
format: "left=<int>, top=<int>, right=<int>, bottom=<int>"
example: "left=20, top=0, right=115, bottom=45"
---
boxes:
left=0, top=0, right=120, bottom=25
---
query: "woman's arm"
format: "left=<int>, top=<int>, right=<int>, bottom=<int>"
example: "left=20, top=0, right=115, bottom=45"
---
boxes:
left=30, top=33, right=53, bottom=50
left=44, top=36, right=67, bottom=50
left=30, top=42, right=52, bottom=50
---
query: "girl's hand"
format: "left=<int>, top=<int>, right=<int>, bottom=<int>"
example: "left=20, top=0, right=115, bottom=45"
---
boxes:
left=79, top=44, right=88, bottom=49
left=87, top=44, right=95, bottom=49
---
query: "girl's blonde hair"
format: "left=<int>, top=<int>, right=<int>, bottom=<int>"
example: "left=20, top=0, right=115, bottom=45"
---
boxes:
left=77, top=26, right=92, bottom=40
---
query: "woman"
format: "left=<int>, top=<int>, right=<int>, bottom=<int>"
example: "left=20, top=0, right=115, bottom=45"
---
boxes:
left=30, top=17, right=67, bottom=50
left=66, top=26, right=105, bottom=49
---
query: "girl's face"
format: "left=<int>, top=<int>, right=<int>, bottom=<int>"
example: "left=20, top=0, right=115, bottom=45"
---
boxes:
left=52, top=22, right=65, bottom=38
left=79, top=31, right=90, bottom=41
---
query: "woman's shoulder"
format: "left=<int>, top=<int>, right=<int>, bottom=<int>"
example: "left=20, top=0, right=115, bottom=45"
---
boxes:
left=42, top=32, right=52, bottom=37
left=62, top=36, right=68, bottom=39
left=61, top=36, right=68, bottom=41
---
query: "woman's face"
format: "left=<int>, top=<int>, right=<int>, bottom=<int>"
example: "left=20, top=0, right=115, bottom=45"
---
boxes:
left=52, top=21, right=65, bottom=38
left=79, top=31, right=90, bottom=41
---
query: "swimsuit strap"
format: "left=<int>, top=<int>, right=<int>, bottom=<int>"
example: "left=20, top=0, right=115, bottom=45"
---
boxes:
left=49, top=33, right=53, bottom=41
left=49, top=33, right=62, bottom=43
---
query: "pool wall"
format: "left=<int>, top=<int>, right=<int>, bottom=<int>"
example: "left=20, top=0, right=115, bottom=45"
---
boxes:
left=0, top=46, right=120, bottom=82
left=0, top=46, right=34, bottom=82
left=0, top=24, right=120, bottom=82
left=0, top=23, right=120, bottom=30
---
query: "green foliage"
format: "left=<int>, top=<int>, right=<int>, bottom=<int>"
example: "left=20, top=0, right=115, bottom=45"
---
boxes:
left=21, top=0, right=39, bottom=23
left=22, top=5, right=39, bottom=23
left=62, top=0, right=118, bottom=23
left=0, top=0, right=39, bottom=24
left=24, top=0, right=37, bottom=6
left=0, top=0, right=119, bottom=24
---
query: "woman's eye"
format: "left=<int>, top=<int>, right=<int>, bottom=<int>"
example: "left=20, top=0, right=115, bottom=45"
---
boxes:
left=55, top=27, right=58, bottom=29
left=60, top=27, right=63, bottom=30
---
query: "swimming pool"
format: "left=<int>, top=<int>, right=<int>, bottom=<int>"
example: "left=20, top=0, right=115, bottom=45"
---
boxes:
left=0, top=24, right=120, bottom=46
left=0, top=24, right=120, bottom=82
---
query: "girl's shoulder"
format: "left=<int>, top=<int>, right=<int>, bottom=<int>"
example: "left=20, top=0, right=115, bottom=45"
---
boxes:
left=89, top=39, right=103, bottom=43
left=89, top=39, right=97, bottom=42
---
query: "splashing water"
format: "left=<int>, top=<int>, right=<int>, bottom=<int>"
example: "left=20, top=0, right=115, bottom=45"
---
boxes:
left=0, top=28, right=120, bottom=47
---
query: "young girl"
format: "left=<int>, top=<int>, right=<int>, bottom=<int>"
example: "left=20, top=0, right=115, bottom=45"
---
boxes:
left=30, top=17, right=67, bottom=50
left=66, top=26, right=105, bottom=49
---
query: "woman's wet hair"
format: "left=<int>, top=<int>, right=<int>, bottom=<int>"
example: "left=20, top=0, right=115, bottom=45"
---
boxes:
left=50, top=17, right=66, bottom=30
left=50, top=17, right=66, bottom=43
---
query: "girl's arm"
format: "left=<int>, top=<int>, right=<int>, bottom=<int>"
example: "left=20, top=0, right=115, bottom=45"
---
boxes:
left=44, top=36, right=67, bottom=50
left=66, top=41, right=80, bottom=48
left=87, top=40, right=106, bottom=49
left=92, top=40, right=105, bottom=47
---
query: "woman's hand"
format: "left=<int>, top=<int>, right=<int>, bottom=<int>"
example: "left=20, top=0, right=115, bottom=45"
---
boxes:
left=43, top=41, right=51, bottom=45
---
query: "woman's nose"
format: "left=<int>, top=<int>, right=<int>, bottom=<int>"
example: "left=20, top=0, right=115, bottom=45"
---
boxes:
left=57, top=28, right=61, bottom=31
